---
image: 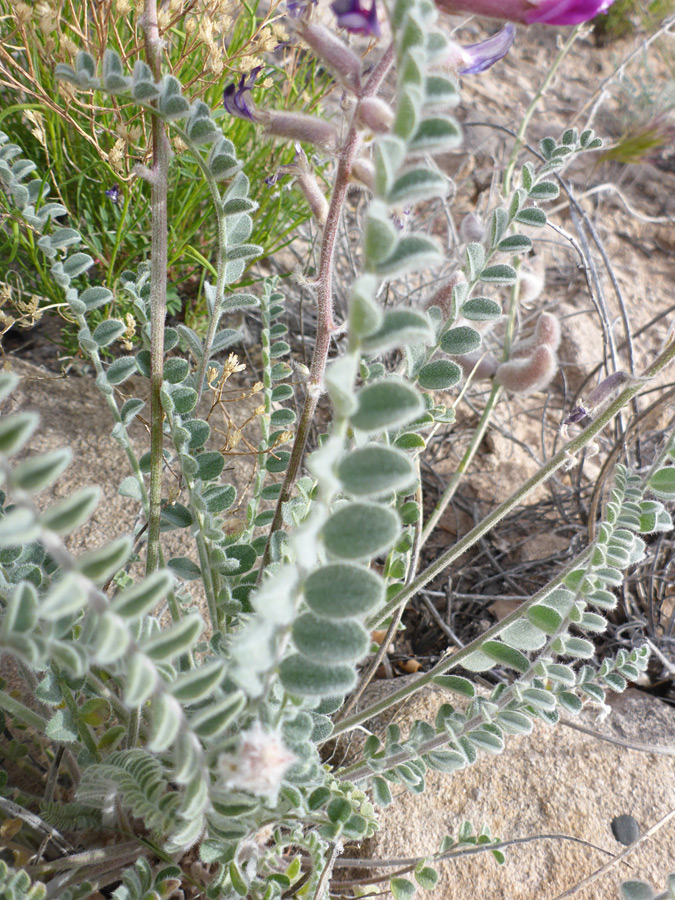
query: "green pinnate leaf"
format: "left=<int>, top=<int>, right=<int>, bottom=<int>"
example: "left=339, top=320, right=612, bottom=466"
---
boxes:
left=461, top=296, right=502, bottom=321
left=515, top=207, right=547, bottom=228
left=351, top=378, right=423, bottom=433
left=293, top=613, right=369, bottom=663
left=39, top=572, right=88, bottom=620
left=408, top=117, right=462, bottom=154
left=649, top=466, right=675, bottom=500
left=13, top=448, right=71, bottom=493
left=0, top=412, right=39, bottom=456
left=337, top=445, right=415, bottom=496
left=387, top=168, right=449, bottom=206
left=92, top=318, right=125, bottom=347
left=125, top=653, right=159, bottom=707
left=171, top=660, right=226, bottom=703
left=362, top=309, right=433, bottom=353
left=77, top=536, right=133, bottom=584
left=112, top=570, right=174, bottom=618
left=417, top=359, right=462, bottom=390
left=106, top=356, right=137, bottom=385
left=141, top=613, right=204, bottom=661
left=322, top=502, right=400, bottom=560
left=303, top=563, right=384, bottom=620
left=391, top=877, right=416, bottom=900
left=375, top=235, right=443, bottom=277
left=440, top=325, right=481, bottom=356
left=279, top=655, right=357, bottom=697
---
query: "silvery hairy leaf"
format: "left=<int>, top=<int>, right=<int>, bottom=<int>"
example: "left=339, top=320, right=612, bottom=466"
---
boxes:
left=362, top=308, right=433, bottom=353
left=293, top=613, right=369, bottom=663
left=303, top=563, right=384, bottom=620
left=322, top=502, right=400, bottom=561
left=351, top=378, right=423, bottom=433
left=0, top=412, right=38, bottom=456
left=337, top=445, right=416, bottom=497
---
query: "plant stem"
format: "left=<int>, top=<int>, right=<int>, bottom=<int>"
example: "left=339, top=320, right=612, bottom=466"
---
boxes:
left=0, top=688, right=47, bottom=731
left=368, top=336, right=675, bottom=643
left=333, top=546, right=591, bottom=751
left=260, top=44, right=395, bottom=570
left=502, top=24, right=582, bottom=196
left=141, top=0, right=169, bottom=576
left=421, top=381, right=502, bottom=547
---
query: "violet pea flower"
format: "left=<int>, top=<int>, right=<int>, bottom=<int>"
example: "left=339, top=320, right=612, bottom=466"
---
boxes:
left=435, top=0, right=614, bottom=25
left=331, top=0, right=381, bottom=37
left=223, top=67, right=261, bottom=122
left=457, top=24, right=516, bottom=74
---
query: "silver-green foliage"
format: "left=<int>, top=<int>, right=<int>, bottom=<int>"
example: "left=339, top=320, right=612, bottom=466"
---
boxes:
left=1, top=0, right=674, bottom=896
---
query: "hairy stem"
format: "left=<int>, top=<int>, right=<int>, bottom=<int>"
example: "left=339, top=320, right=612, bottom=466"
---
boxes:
left=141, top=0, right=169, bottom=576
left=503, top=24, right=581, bottom=196
left=261, top=43, right=395, bottom=570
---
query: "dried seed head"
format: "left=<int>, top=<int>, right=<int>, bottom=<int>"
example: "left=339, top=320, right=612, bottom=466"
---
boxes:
left=263, top=112, right=338, bottom=151
left=496, top=344, right=558, bottom=395
left=357, top=97, right=395, bottom=134
left=297, top=21, right=362, bottom=94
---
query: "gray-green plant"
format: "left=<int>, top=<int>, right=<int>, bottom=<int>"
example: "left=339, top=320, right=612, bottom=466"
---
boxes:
left=1, top=0, right=675, bottom=898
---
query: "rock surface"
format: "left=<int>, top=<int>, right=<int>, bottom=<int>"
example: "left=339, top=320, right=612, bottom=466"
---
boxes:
left=339, top=680, right=675, bottom=900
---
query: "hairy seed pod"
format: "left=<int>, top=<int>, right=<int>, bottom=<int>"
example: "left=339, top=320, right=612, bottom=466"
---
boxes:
left=496, top=344, right=557, bottom=395
left=456, top=350, right=499, bottom=380
left=511, top=312, right=560, bottom=359
left=357, top=97, right=395, bottom=134
left=297, top=21, right=363, bottom=95
left=350, top=157, right=375, bottom=190
left=459, top=212, right=484, bottom=243
left=423, top=271, right=466, bottom=319
left=518, top=266, right=545, bottom=304
left=263, top=112, right=338, bottom=151
left=296, top=172, right=329, bottom=226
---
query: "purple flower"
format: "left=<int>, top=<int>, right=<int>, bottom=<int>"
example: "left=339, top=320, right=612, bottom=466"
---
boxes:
left=223, top=68, right=261, bottom=122
left=105, top=184, right=121, bottom=205
left=286, top=0, right=317, bottom=16
left=525, top=0, right=613, bottom=23
left=458, top=24, right=516, bottom=74
left=331, top=0, right=381, bottom=37
left=563, top=405, right=589, bottom=426
left=434, top=0, right=615, bottom=25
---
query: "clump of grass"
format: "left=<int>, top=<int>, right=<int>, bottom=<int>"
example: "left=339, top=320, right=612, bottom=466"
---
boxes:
left=0, top=0, right=333, bottom=355
left=593, top=0, right=675, bottom=45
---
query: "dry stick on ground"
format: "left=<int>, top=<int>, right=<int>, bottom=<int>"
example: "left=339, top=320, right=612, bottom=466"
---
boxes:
left=551, top=807, right=675, bottom=900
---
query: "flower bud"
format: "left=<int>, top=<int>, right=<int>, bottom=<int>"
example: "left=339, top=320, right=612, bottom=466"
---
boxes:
left=263, top=111, right=338, bottom=151
left=350, top=157, right=375, bottom=190
left=496, top=344, right=557, bottom=395
left=357, top=97, right=394, bottom=134
left=297, top=21, right=362, bottom=95
left=459, top=213, right=484, bottom=243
